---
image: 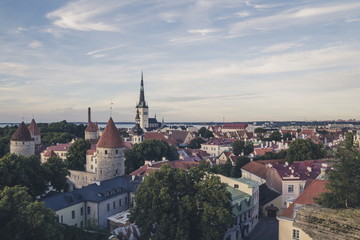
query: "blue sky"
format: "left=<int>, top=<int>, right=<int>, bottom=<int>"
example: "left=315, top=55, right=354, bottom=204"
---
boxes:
left=1, top=0, right=360, bottom=123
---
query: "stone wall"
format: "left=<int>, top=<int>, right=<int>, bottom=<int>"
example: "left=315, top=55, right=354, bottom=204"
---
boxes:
left=10, top=140, right=35, bottom=156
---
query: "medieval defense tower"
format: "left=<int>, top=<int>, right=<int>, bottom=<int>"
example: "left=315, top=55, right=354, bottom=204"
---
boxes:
left=10, top=122, right=35, bottom=156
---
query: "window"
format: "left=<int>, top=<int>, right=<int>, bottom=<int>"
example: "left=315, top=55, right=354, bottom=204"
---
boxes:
left=234, top=184, right=239, bottom=189
left=113, top=201, right=116, bottom=209
left=107, top=203, right=110, bottom=211
left=119, top=199, right=122, bottom=207
left=80, top=221, right=83, bottom=227
left=288, top=185, right=294, bottom=193
left=80, top=207, right=84, bottom=216
left=72, top=210, right=75, bottom=219
left=116, top=150, right=118, bottom=154
left=91, top=165, right=93, bottom=170
left=87, top=206, right=91, bottom=214
left=292, top=229, right=300, bottom=240
left=75, top=223, right=77, bottom=227
left=61, top=215, right=63, bottom=223
left=300, top=184, right=304, bottom=193
left=125, top=197, right=128, bottom=204
left=105, top=150, right=108, bottom=155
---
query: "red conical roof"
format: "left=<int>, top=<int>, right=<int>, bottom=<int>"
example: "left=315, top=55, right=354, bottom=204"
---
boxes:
left=28, top=119, right=41, bottom=135
left=96, top=118, right=123, bottom=148
left=85, top=121, right=99, bottom=132
left=11, top=122, right=33, bottom=141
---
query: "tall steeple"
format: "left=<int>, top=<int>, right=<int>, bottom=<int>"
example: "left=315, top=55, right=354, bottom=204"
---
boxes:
left=137, top=71, right=148, bottom=108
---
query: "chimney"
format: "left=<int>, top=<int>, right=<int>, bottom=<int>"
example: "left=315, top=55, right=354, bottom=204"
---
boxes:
left=307, top=166, right=312, bottom=172
left=131, top=175, right=136, bottom=181
left=285, top=161, right=289, bottom=166
left=88, top=107, right=91, bottom=122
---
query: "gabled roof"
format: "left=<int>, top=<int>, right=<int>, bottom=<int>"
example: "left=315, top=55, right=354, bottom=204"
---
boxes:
left=43, top=149, right=57, bottom=158
left=11, top=122, right=33, bottom=141
left=223, top=123, right=248, bottom=129
left=96, top=118, right=123, bottom=148
left=253, top=148, right=273, bottom=156
left=281, top=179, right=328, bottom=219
left=242, top=161, right=267, bottom=180
left=148, top=118, right=158, bottom=124
left=259, top=183, right=281, bottom=206
left=144, top=132, right=177, bottom=146
left=28, top=119, right=41, bottom=135
left=44, top=143, right=72, bottom=152
left=130, top=160, right=199, bottom=177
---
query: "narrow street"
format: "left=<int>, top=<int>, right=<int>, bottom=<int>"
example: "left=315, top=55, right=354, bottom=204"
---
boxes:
left=245, top=217, right=278, bottom=240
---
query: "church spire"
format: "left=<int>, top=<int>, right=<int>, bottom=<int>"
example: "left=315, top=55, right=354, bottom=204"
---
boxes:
left=137, top=71, right=147, bottom=108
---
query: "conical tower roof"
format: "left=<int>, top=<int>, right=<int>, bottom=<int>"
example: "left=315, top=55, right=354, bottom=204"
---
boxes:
left=28, top=119, right=41, bottom=135
left=96, top=118, right=123, bottom=148
left=11, top=122, right=33, bottom=141
left=85, top=122, right=98, bottom=132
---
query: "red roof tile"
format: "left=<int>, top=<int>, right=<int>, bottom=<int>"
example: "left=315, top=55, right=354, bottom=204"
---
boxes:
left=11, top=122, right=33, bottom=141
left=85, top=121, right=98, bottom=132
left=281, top=180, right=328, bottom=218
left=96, top=118, right=123, bottom=148
left=223, top=123, right=248, bottom=129
left=43, top=149, right=57, bottom=157
left=130, top=160, right=199, bottom=176
left=45, top=143, right=72, bottom=152
left=28, top=119, right=41, bottom=135
left=254, top=148, right=273, bottom=156
left=144, top=132, right=177, bottom=146
left=242, top=161, right=267, bottom=179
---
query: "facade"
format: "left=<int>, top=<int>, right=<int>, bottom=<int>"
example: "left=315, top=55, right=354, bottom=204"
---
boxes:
left=201, top=138, right=233, bottom=157
left=278, top=180, right=328, bottom=240
left=10, top=121, right=35, bottom=156
left=28, top=118, right=41, bottom=145
left=43, top=175, right=141, bottom=229
left=69, top=117, right=125, bottom=188
left=40, top=143, right=72, bottom=163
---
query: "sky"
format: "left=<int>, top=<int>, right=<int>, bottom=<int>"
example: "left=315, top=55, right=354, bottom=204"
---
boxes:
left=0, top=0, right=360, bottom=123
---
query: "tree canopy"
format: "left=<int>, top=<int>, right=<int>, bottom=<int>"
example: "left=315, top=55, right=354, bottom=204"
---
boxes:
left=65, top=139, right=90, bottom=171
left=198, top=127, right=214, bottom=138
left=286, top=139, right=325, bottom=163
left=125, top=140, right=179, bottom=174
left=187, top=137, right=206, bottom=149
left=316, top=142, right=360, bottom=209
left=130, top=165, right=232, bottom=240
left=232, top=140, right=254, bottom=156
left=0, top=185, right=62, bottom=240
left=0, top=154, right=69, bottom=197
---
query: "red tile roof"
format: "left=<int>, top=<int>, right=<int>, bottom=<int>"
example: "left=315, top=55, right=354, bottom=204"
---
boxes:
left=96, top=118, right=123, bottom=148
left=281, top=180, right=328, bottom=219
left=254, top=148, right=273, bottom=156
left=43, top=149, right=57, bottom=157
left=85, top=121, right=99, bottom=132
left=242, top=161, right=267, bottom=179
left=28, top=119, right=41, bottom=135
left=203, top=138, right=234, bottom=146
left=11, top=122, right=33, bottom=141
left=45, top=143, right=72, bottom=152
left=144, top=132, right=177, bottom=146
left=130, top=160, right=199, bottom=177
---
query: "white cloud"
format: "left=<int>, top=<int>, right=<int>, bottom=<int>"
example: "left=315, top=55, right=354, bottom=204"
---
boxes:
left=229, top=2, right=360, bottom=37
left=28, top=40, right=42, bottom=49
left=235, top=11, right=250, bottom=18
left=86, top=44, right=126, bottom=56
left=188, top=28, right=220, bottom=36
left=262, top=42, right=304, bottom=53
left=0, top=62, right=31, bottom=77
left=46, top=0, right=129, bottom=31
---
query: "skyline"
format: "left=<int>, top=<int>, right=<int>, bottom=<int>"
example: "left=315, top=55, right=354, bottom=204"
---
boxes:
left=1, top=0, right=360, bottom=123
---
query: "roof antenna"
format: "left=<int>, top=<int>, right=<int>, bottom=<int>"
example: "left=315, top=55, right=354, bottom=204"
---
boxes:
left=110, top=100, right=114, bottom=118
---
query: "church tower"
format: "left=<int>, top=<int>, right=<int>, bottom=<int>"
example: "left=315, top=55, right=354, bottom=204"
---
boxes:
left=136, top=72, right=149, bottom=129
left=95, top=117, right=125, bottom=181
left=10, top=122, right=35, bottom=156
left=85, top=107, right=99, bottom=142
left=132, top=110, right=144, bottom=144
left=28, top=119, right=41, bottom=145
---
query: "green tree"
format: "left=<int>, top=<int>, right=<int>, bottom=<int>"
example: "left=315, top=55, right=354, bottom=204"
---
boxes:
left=343, top=132, right=354, bottom=150
left=130, top=165, right=232, bottom=240
left=198, top=127, right=214, bottom=138
left=286, top=139, right=325, bottom=163
left=233, top=156, right=250, bottom=178
left=0, top=154, right=47, bottom=197
left=187, top=137, right=206, bottom=149
left=42, top=156, right=69, bottom=192
left=65, top=139, right=90, bottom=171
left=125, top=140, right=179, bottom=174
left=269, top=131, right=282, bottom=141
left=0, top=185, right=62, bottom=240
left=283, top=132, right=293, bottom=140
left=232, top=140, right=254, bottom=156
left=254, top=128, right=266, bottom=134
left=315, top=148, right=360, bottom=209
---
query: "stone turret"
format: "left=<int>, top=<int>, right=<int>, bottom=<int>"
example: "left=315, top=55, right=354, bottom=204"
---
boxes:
left=85, top=107, right=99, bottom=141
left=28, top=118, right=41, bottom=145
left=10, top=122, right=35, bottom=156
left=95, top=117, right=125, bottom=181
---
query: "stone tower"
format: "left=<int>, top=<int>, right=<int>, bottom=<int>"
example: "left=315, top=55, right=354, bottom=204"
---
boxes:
left=85, top=107, right=99, bottom=141
left=132, top=110, right=144, bottom=144
left=136, top=72, right=149, bottom=129
left=28, top=118, right=41, bottom=145
left=10, top=122, right=35, bottom=156
left=95, top=117, right=125, bottom=181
